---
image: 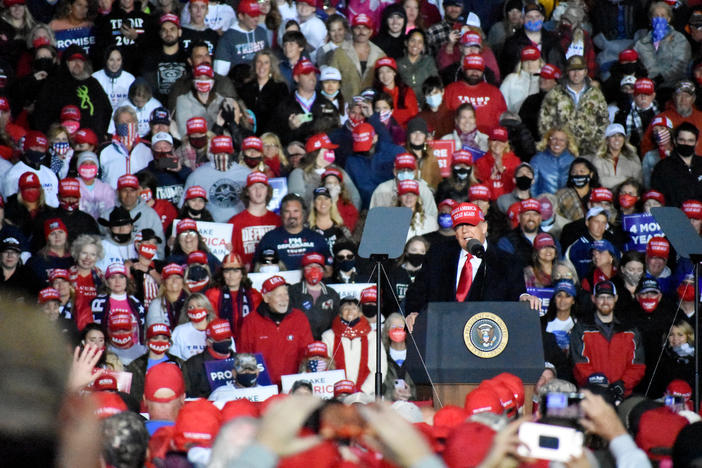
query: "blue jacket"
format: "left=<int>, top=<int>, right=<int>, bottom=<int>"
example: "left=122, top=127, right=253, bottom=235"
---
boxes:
left=530, top=149, right=575, bottom=195
left=345, top=139, right=404, bottom=209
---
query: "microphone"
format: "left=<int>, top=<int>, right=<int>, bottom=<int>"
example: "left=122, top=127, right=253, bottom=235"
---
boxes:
left=466, top=238, right=485, bottom=259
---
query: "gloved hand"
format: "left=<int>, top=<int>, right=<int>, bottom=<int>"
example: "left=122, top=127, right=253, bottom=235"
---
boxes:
left=608, top=380, right=625, bottom=399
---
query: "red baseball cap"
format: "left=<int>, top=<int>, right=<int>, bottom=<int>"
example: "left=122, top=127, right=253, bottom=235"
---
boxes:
left=360, top=285, right=377, bottom=304
left=647, top=236, right=670, bottom=259
left=193, top=63, right=214, bottom=78
left=519, top=198, right=541, bottom=214
left=306, top=133, right=338, bottom=153
left=682, top=199, right=702, bottom=220
left=176, top=218, right=198, bottom=235
left=468, top=185, right=491, bottom=202
left=44, top=218, right=67, bottom=238
left=398, top=179, right=419, bottom=195
left=651, top=116, right=673, bottom=130
left=643, top=189, right=665, bottom=205
left=105, top=263, right=129, bottom=280
left=206, top=318, right=233, bottom=342
left=635, top=407, right=688, bottom=462
left=23, top=130, right=48, bottom=152
left=462, top=54, right=485, bottom=71
left=451, top=202, right=485, bottom=228
left=352, top=122, right=375, bottom=152
left=443, top=421, right=496, bottom=466
left=210, top=135, right=232, bottom=154
left=452, top=150, right=473, bottom=166
left=242, top=136, right=263, bottom=152
left=187, top=250, right=208, bottom=265
left=306, top=340, right=328, bottom=358
left=221, top=399, right=259, bottom=422
left=534, top=232, right=556, bottom=250
left=93, top=374, right=118, bottom=392
left=60, top=105, right=81, bottom=122
left=481, top=380, right=517, bottom=417
left=117, top=174, right=139, bottom=190
left=222, top=252, right=244, bottom=268
left=464, top=387, right=503, bottom=416
left=540, top=63, right=561, bottom=80
left=237, top=0, right=262, bottom=16
left=160, top=13, right=180, bottom=26
left=293, top=58, right=318, bottom=77
left=74, top=128, right=98, bottom=146
left=460, top=31, right=482, bottom=47
left=666, top=379, right=692, bottom=399
left=301, top=251, right=326, bottom=268
left=634, top=77, right=655, bottom=95
left=186, top=116, right=208, bottom=135
left=246, top=171, right=269, bottom=187
left=520, top=45, right=540, bottom=61
left=19, top=171, right=40, bottom=191
left=38, top=287, right=60, bottom=304
left=590, top=187, right=613, bottom=203
left=334, top=380, right=356, bottom=397
left=262, top=275, right=286, bottom=294
left=438, top=198, right=457, bottom=212
left=322, top=167, right=343, bottom=182
left=493, top=372, right=525, bottom=408
left=490, top=127, right=509, bottom=142
left=185, top=185, right=207, bottom=201
left=618, top=48, right=639, bottom=62
left=351, top=14, right=373, bottom=29
left=144, top=362, right=185, bottom=402
left=107, top=311, right=132, bottom=332
left=161, top=263, right=184, bottom=279
left=394, top=153, right=417, bottom=170
left=92, top=391, right=127, bottom=419
left=49, top=268, right=70, bottom=282
left=147, top=323, right=171, bottom=340
left=374, top=56, right=397, bottom=71
left=59, top=177, right=81, bottom=198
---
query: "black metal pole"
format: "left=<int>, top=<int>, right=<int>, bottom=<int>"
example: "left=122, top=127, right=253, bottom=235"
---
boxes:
left=375, top=259, right=383, bottom=399
left=696, top=261, right=700, bottom=412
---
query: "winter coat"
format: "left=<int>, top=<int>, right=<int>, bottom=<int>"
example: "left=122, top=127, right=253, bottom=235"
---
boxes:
left=634, top=28, right=691, bottom=90
left=328, top=40, right=386, bottom=103
left=500, top=70, right=540, bottom=113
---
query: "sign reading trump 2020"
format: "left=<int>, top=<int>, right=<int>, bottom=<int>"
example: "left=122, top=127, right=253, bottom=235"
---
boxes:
left=280, top=369, right=347, bottom=399
left=622, top=213, right=663, bottom=252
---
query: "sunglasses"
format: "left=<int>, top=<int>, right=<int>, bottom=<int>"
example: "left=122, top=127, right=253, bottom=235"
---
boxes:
left=336, top=254, right=354, bottom=261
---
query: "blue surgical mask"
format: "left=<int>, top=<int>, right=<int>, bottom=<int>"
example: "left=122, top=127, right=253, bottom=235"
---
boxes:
left=425, top=93, right=442, bottom=109
left=321, top=89, right=339, bottom=100
left=438, top=213, right=453, bottom=229
left=524, top=19, right=543, bottom=32
left=652, top=16, right=669, bottom=42
left=396, top=171, right=415, bottom=181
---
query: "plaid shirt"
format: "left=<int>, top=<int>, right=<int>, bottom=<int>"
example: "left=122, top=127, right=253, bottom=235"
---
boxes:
left=427, top=21, right=452, bottom=55
left=555, top=187, right=587, bottom=221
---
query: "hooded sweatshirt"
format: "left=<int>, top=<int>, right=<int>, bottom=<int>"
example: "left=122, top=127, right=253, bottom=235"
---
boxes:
left=213, top=24, right=269, bottom=75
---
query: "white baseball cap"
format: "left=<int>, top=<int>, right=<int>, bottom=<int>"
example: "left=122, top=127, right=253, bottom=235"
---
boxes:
left=151, top=132, right=174, bottom=145
left=319, top=66, right=342, bottom=82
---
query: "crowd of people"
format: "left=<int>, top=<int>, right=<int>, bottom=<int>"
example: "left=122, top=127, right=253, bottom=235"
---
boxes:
left=4, top=0, right=702, bottom=465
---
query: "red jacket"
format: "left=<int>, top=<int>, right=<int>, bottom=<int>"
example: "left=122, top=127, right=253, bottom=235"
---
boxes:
left=474, top=150, right=520, bottom=200
left=570, top=319, right=646, bottom=395
left=444, top=80, right=507, bottom=133
left=238, top=304, right=314, bottom=385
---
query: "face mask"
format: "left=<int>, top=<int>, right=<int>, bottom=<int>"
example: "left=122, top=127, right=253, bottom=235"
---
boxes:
left=52, top=141, right=70, bottom=157
left=678, top=283, right=695, bottom=302
left=314, top=167, right=325, bottom=175
left=348, top=114, right=364, bottom=129
left=619, top=193, right=638, bottom=209
left=321, top=89, right=339, bottom=99
left=25, top=150, right=45, bottom=167
left=211, top=340, right=232, bottom=355
left=187, top=276, right=210, bottom=293
left=677, top=144, right=695, bottom=158
left=620, top=63, right=637, bottom=75
left=570, top=174, right=590, bottom=188
left=138, top=243, right=157, bottom=260
left=389, top=327, right=406, bottom=342
left=33, top=57, right=54, bottom=72
left=21, top=188, right=41, bottom=203
left=116, top=123, right=137, bottom=147
left=105, top=67, right=122, bottom=79
left=111, top=232, right=131, bottom=244
left=405, top=253, right=425, bottom=268
left=214, top=154, right=230, bottom=171
left=138, top=188, right=152, bottom=202
left=654, top=129, right=671, bottom=146
left=439, top=213, right=453, bottom=229
left=323, top=150, right=336, bottom=164
left=453, top=167, right=471, bottom=180
left=187, top=307, right=208, bottom=322
left=621, top=268, right=643, bottom=285
left=361, top=304, right=376, bottom=318
left=243, top=156, right=261, bottom=168
left=524, top=19, right=543, bottom=32
left=652, top=16, right=669, bottom=42
left=306, top=358, right=328, bottom=372
left=341, top=317, right=361, bottom=327
left=235, top=372, right=258, bottom=387
left=515, top=175, right=532, bottom=191
left=304, top=268, right=324, bottom=285
left=325, top=184, right=341, bottom=198
left=638, top=296, right=660, bottom=313
left=338, top=259, right=355, bottom=271
left=426, top=93, right=442, bottom=108
left=194, top=79, right=214, bottom=93
left=189, top=136, right=208, bottom=149
left=187, top=207, right=204, bottom=217
left=60, top=199, right=79, bottom=212
left=79, top=165, right=98, bottom=180
left=409, top=142, right=425, bottom=151
left=148, top=341, right=170, bottom=354
left=259, top=264, right=280, bottom=273
left=396, top=171, right=415, bottom=181
left=111, top=332, right=133, bottom=348
left=379, top=109, right=393, bottom=124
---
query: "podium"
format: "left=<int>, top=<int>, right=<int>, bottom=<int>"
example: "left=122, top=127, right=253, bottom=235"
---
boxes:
left=407, top=301, right=545, bottom=409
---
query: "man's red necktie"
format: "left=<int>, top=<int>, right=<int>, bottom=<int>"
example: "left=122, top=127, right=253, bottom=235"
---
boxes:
left=456, top=254, right=473, bottom=302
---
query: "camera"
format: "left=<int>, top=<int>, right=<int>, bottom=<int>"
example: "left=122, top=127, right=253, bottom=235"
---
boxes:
left=517, top=422, right=584, bottom=462
left=541, top=392, right=584, bottom=420
left=665, top=395, right=686, bottom=412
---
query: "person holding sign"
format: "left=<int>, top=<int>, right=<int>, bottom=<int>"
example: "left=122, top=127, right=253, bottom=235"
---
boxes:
left=239, top=275, right=313, bottom=385
left=183, top=318, right=235, bottom=398
left=209, top=353, right=262, bottom=402
left=322, top=296, right=387, bottom=395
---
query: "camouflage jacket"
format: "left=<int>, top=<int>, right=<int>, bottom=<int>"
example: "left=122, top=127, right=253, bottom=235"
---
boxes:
left=538, top=82, right=609, bottom=157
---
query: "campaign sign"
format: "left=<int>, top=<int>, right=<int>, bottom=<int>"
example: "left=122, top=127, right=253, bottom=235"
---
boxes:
left=249, top=270, right=302, bottom=290
left=267, top=177, right=288, bottom=214
left=172, top=219, right=233, bottom=261
left=526, top=287, right=554, bottom=317
left=326, top=283, right=375, bottom=300
left=210, top=385, right=279, bottom=406
left=622, top=213, right=663, bottom=252
left=428, top=140, right=455, bottom=178
left=205, top=353, right=272, bottom=391
left=281, top=369, right=347, bottom=399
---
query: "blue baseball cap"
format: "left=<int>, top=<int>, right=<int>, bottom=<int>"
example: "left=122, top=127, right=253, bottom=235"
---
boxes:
left=590, top=239, right=619, bottom=259
left=553, top=280, right=577, bottom=297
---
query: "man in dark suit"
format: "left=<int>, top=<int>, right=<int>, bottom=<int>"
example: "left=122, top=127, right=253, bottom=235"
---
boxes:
left=405, top=202, right=540, bottom=331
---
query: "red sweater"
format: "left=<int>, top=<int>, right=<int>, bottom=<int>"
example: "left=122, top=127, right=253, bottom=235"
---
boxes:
left=474, top=150, right=520, bottom=200
left=383, top=85, right=419, bottom=128
left=444, top=80, right=507, bottom=133
left=238, top=306, right=313, bottom=385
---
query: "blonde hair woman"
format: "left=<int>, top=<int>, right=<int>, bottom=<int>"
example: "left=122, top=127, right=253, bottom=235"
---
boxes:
left=169, top=292, right=217, bottom=360
left=587, top=123, right=642, bottom=190
left=260, top=131, right=289, bottom=177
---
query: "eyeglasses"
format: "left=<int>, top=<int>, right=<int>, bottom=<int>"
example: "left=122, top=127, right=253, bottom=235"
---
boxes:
left=336, top=254, right=354, bottom=261
left=179, top=231, right=197, bottom=238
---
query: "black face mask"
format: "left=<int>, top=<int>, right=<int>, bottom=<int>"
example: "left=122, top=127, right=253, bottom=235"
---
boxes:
left=337, top=259, right=355, bottom=271
left=405, top=253, right=425, bottom=268
left=361, top=304, right=376, bottom=318
left=409, top=142, right=425, bottom=151
left=211, top=340, right=232, bottom=354
left=104, top=68, right=122, bottom=79
left=33, top=58, right=54, bottom=73
left=111, top=232, right=131, bottom=244
left=24, top=150, right=45, bottom=168
left=453, top=167, right=471, bottom=181
left=677, top=143, right=696, bottom=157
left=620, top=63, right=637, bottom=75
left=341, top=317, right=361, bottom=327
left=235, top=372, right=258, bottom=387
left=187, top=208, right=204, bottom=217
left=570, top=174, right=590, bottom=188
left=515, top=175, right=533, bottom=191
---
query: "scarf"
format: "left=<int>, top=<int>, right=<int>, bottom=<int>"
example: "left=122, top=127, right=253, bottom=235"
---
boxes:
left=459, top=129, right=480, bottom=151
left=164, top=292, right=187, bottom=330
left=219, top=286, right=253, bottom=337
left=624, top=102, right=658, bottom=141
left=331, top=315, right=371, bottom=388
